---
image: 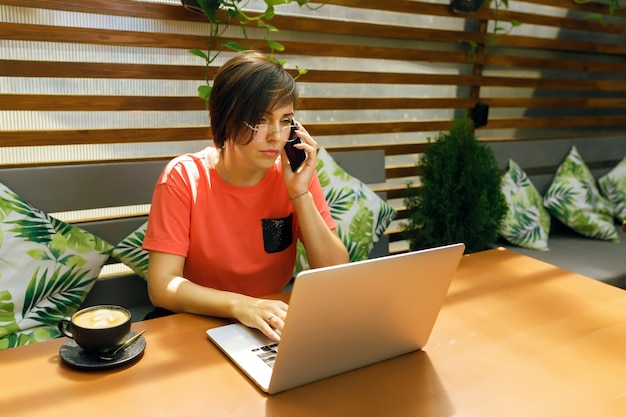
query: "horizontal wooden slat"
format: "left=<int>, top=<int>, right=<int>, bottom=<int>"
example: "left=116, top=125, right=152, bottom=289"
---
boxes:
left=4, top=117, right=626, bottom=148
left=300, top=98, right=476, bottom=111
left=476, top=7, right=626, bottom=37
left=484, top=116, right=626, bottom=129
left=0, top=95, right=478, bottom=112
left=4, top=60, right=624, bottom=94
left=11, top=58, right=474, bottom=84
left=4, top=95, right=626, bottom=112
left=329, top=143, right=428, bottom=156
left=484, top=53, right=626, bottom=74
left=0, top=60, right=206, bottom=80
left=0, top=95, right=205, bottom=111
left=0, top=127, right=333, bottom=148
left=482, top=97, right=626, bottom=109
left=0, top=22, right=212, bottom=49
left=0, top=0, right=193, bottom=20
left=386, top=187, right=412, bottom=201
left=476, top=76, right=626, bottom=91
left=2, top=58, right=625, bottom=89
left=387, top=165, right=421, bottom=179
left=0, top=127, right=210, bottom=147
left=492, top=33, right=626, bottom=55
left=0, top=121, right=453, bottom=147
left=523, top=0, right=626, bottom=18
left=3, top=135, right=626, bottom=164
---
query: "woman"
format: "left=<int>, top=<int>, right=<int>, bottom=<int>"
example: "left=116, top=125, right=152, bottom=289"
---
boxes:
left=143, top=51, right=349, bottom=342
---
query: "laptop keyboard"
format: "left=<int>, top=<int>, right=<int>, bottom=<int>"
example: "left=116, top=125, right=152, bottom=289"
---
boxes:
left=252, top=343, right=279, bottom=368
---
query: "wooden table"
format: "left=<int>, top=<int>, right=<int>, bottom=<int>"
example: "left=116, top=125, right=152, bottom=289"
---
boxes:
left=3, top=248, right=626, bottom=417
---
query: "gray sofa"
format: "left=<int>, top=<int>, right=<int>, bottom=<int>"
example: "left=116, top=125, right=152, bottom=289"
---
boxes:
left=489, top=136, right=626, bottom=289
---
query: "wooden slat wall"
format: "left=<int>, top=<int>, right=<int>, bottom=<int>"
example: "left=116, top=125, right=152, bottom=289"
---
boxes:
left=1, top=0, right=625, bottom=254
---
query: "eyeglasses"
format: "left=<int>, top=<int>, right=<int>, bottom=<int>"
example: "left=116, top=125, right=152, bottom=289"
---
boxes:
left=243, top=121, right=296, bottom=142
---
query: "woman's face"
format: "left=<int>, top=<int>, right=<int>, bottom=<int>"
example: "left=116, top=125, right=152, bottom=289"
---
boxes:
left=228, top=102, right=295, bottom=179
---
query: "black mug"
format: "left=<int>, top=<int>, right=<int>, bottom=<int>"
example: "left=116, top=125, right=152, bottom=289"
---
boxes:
left=58, top=305, right=131, bottom=354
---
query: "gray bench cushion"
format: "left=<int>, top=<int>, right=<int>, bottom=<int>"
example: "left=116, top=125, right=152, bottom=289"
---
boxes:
left=499, top=227, right=626, bottom=289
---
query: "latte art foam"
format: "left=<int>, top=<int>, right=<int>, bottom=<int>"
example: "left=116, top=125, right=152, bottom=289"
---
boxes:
left=73, top=308, right=129, bottom=329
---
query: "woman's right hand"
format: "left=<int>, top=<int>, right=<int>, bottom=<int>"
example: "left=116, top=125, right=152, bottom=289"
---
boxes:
left=232, top=298, right=289, bottom=342
left=147, top=251, right=289, bottom=342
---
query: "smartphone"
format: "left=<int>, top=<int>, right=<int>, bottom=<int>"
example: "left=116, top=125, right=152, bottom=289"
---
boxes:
left=284, top=120, right=307, bottom=173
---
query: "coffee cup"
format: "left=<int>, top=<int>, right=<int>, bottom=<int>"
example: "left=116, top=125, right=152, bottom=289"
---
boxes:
left=58, top=305, right=132, bottom=354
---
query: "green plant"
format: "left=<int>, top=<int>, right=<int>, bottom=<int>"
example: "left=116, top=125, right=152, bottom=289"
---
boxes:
left=184, top=0, right=323, bottom=106
left=486, top=0, right=521, bottom=46
left=574, top=0, right=623, bottom=25
left=401, top=115, right=507, bottom=253
left=461, top=0, right=521, bottom=57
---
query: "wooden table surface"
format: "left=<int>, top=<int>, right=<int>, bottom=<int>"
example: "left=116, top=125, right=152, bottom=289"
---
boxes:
left=3, top=248, right=626, bottom=417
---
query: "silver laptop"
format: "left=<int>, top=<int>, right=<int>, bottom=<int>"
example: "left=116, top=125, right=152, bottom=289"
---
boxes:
left=206, top=242, right=465, bottom=394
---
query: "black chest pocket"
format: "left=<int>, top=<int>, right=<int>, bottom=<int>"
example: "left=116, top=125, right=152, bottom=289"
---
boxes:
left=261, top=213, right=293, bottom=254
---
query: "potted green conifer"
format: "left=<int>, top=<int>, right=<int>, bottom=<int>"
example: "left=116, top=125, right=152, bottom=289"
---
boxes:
left=402, top=115, right=507, bottom=253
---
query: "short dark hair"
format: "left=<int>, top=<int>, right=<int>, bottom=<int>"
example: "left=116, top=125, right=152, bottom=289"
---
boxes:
left=209, top=51, right=299, bottom=148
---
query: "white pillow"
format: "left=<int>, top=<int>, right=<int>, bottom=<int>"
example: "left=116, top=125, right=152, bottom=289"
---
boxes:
left=0, top=183, right=113, bottom=349
left=543, top=146, right=618, bottom=242
left=499, top=159, right=551, bottom=251
left=111, top=221, right=149, bottom=280
left=294, top=148, right=396, bottom=273
left=598, top=155, right=626, bottom=223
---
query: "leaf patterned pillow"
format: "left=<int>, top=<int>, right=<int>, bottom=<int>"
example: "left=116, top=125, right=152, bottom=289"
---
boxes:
left=294, top=148, right=397, bottom=273
left=111, top=221, right=149, bottom=280
left=543, top=146, right=619, bottom=242
left=0, top=182, right=113, bottom=350
left=597, top=155, right=626, bottom=223
left=499, top=159, right=551, bottom=251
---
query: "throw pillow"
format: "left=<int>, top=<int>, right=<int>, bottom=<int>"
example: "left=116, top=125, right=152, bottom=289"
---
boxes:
left=499, top=159, right=551, bottom=251
left=294, top=148, right=397, bottom=273
left=0, top=183, right=113, bottom=350
left=111, top=221, right=149, bottom=280
left=543, top=146, right=619, bottom=242
left=597, top=155, right=626, bottom=223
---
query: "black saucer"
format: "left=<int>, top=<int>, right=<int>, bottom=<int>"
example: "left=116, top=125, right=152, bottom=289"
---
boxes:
left=59, top=330, right=146, bottom=370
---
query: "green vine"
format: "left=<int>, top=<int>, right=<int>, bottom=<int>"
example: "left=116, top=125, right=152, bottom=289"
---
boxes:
left=485, top=0, right=521, bottom=48
left=574, top=0, right=623, bottom=25
left=461, top=0, right=521, bottom=58
left=185, top=0, right=325, bottom=106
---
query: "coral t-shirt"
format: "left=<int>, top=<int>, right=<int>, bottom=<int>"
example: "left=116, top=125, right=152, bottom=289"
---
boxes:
left=143, top=147, right=335, bottom=297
